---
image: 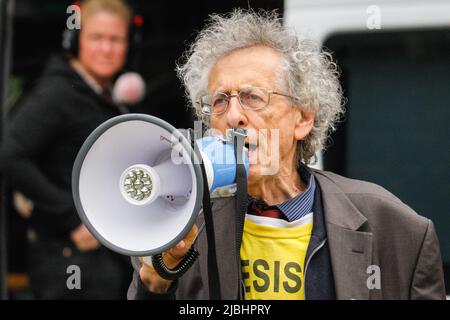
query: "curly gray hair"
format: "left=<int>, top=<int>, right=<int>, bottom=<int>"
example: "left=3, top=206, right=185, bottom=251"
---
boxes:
left=177, top=9, right=345, bottom=165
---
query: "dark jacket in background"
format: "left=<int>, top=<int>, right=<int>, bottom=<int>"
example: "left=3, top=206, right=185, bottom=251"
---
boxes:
left=0, top=54, right=123, bottom=240
left=0, top=54, right=130, bottom=299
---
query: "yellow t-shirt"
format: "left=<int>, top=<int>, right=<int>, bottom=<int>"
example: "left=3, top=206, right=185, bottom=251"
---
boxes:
left=240, top=212, right=313, bottom=300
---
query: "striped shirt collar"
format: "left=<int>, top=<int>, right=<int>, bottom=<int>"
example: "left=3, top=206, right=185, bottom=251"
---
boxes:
left=277, top=166, right=315, bottom=222
left=247, top=165, right=316, bottom=222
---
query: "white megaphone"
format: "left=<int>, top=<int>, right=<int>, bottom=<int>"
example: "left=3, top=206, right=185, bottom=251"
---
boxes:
left=72, top=113, right=249, bottom=263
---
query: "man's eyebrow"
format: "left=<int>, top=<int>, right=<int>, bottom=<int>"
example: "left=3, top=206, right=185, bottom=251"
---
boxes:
left=212, top=84, right=266, bottom=93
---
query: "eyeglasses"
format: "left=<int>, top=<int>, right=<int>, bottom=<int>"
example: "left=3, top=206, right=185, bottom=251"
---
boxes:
left=197, top=86, right=300, bottom=115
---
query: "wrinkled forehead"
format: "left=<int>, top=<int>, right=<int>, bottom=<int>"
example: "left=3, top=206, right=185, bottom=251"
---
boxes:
left=207, top=45, right=284, bottom=93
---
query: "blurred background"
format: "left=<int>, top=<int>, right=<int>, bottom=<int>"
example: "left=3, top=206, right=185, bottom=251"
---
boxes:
left=0, top=0, right=448, bottom=299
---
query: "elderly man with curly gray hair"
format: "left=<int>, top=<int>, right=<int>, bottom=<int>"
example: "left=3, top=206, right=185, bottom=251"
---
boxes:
left=128, top=10, right=445, bottom=300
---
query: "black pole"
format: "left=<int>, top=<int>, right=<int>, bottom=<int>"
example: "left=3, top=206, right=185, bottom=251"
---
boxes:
left=0, top=0, right=14, bottom=300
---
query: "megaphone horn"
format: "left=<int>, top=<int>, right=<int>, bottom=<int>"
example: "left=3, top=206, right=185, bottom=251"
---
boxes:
left=72, top=114, right=204, bottom=257
left=72, top=114, right=249, bottom=280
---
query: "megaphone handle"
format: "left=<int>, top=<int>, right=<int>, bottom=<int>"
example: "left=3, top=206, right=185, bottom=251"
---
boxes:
left=151, top=247, right=200, bottom=281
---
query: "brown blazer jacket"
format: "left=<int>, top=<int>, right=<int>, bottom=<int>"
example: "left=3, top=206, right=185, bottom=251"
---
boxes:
left=128, top=169, right=446, bottom=300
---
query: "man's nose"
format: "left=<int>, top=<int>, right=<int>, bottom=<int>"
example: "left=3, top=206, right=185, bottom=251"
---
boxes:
left=226, top=95, right=248, bottom=128
left=99, top=39, right=113, bottom=54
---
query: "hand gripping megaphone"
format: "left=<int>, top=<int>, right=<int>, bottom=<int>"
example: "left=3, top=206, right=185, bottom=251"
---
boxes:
left=72, top=113, right=248, bottom=280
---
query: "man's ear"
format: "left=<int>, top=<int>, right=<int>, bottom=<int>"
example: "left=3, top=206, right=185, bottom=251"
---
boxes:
left=294, top=107, right=315, bottom=141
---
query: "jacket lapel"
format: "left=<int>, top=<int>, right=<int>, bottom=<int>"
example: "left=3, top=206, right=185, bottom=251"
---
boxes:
left=313, top=170, right=373, bottom=300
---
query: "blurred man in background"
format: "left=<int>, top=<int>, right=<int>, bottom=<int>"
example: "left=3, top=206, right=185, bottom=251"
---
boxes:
left=0, top=0, right=133, bottom=299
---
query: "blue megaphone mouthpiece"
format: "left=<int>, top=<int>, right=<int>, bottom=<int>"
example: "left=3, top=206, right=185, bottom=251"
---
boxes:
left=196, top=133, right=249, bottom=193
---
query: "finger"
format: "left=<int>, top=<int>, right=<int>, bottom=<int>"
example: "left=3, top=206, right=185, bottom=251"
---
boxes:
left=176, top=240, right=185, bottom=249
left=183, top=224, right=199, bottom=246
left=79, top=238, right=99, bottom=251
left=166, top=243, right=189, bottom=263
left=159, top=224, right=199, bottom=267
left=139, top=266, right=151, bottom=285
left=89, top=239, right=100, bottom=249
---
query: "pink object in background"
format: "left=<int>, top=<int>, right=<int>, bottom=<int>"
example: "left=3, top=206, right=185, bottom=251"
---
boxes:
left=113, top=72, right=146, bottom=105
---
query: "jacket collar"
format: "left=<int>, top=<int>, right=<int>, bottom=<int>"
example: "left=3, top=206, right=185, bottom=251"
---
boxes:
left=312, top=169, right=367, bottom=230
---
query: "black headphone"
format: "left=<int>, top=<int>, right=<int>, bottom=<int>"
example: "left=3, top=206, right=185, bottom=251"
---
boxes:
left=61, top=27, right=81, bottom=57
